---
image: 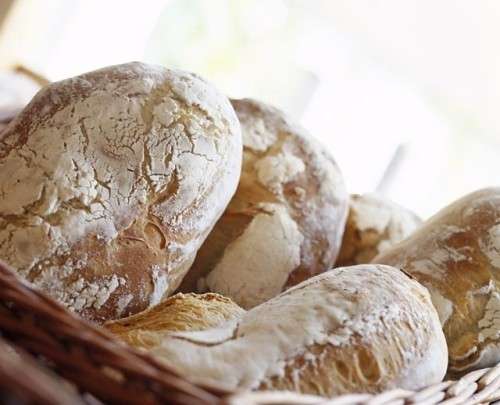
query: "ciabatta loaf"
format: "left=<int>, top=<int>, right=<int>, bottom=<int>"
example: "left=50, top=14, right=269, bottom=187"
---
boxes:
left=179, top=98, right=348, bottom=308
left=0, top=62, right=242, bottom=322
left=152, top=265, right=447, bottom=396
left=374, top=188, right=500, bottom=374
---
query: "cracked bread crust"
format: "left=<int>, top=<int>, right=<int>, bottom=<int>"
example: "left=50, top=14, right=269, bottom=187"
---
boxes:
left=336, top=193, right=422, bottom=266
left=149, top=265, right=447, bottom=396
left=0, top=62, right=242, bottom=323
left=374, top=188, right=500, bottom=375
left=178, top=98, right=348, bottom=309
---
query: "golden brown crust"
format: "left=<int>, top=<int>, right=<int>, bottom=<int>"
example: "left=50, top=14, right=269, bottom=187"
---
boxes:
left=374, top=188, right=500, bottom=374
left=0, top=62, right=242, bottom=323
left=105, top=292, right=245, bottom=349
left=179, top=98, right=348, bottom=308
left=336, top=194, right=421, bottom=266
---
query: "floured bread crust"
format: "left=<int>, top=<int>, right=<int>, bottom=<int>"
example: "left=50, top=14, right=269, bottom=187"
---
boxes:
left=151, top=264, right=447, bottom=396
left=374, top=188, right=500, bottom=375
left=336, top=193, right=421, bottom=266
left=179, top=98, right=348, bottom=309
left=105, top=292, right=244, bottom=349
left=0, top=62, right=242, bottom=323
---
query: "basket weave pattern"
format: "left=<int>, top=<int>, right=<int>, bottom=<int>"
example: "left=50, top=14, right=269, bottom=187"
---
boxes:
left=0, top=260, right=499, bottom=404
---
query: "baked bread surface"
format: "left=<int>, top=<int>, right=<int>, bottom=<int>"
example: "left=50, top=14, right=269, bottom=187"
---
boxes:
left=105, top=292, right=245, bottom=349
left=179, top=98, right=348, bottom=309
left=0, top=62, right=242, bottom=322
left=336, top=193, right=421, bottom=266
left=153, top=264, right=447, bottom=396
left=374, top=188, right=500, bottom=374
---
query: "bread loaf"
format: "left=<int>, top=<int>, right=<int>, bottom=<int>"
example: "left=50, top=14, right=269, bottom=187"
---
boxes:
left=149, top=265, right=447, bottom=396
left=336, top=193, right=421, bottom=266
left=374, top=188, right=500, bottom=374
left=179, top=98, right=348, bottom=309
left=0, top=62, right=242, bottom=323
left=105, top=292, right=244, bottom=349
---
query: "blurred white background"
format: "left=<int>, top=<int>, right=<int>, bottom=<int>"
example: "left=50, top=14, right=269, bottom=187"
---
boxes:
left=0, top=0, right=497, bottom=218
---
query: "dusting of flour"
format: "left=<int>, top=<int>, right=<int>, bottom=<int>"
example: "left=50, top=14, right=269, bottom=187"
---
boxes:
left=205, top=203, right=304, bottom=309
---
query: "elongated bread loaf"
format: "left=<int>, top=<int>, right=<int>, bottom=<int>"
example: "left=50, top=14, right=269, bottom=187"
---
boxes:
left=374, top=188, right=500, bottom=374
left=0, top=62, right=242, bottom=322
left=149, top=265, right=447, bottom=396
left=179, top=98, right=348, bottom=309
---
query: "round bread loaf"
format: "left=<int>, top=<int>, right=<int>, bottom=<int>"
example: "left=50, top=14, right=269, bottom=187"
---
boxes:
left=336, top=193, right=421, bottom=266
left=150, top=264, right=447, bottom=396
left=105, top=293, right=245, bottom=349
left=374, top=188, right=500, bottom=375
left=179, top=98, right=348, bottom=309
left=0, top=62, right=242, bottom=323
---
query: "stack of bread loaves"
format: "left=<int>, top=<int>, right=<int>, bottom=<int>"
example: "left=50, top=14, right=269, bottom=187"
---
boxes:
left=1, top=61, right=498, bottom=398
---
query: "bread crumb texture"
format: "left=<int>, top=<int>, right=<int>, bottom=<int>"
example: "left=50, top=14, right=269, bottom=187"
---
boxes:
left=0, top=62, right=242, bottom=322
left=152, top=264, right=447, bottom=397
left=179, top=98, right=348, bottom=309
left=105, top=292, right=245, bottom=349
left=374, top=188, right=500, bottom=374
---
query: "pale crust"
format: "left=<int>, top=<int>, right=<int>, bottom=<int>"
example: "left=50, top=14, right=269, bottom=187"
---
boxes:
left=336, top=193, right=422, bottom=266
left=0, top=62, right=242, bottom=323
left=179, top=98, right=348, bottom=309
left=151, top=265, right=447, bottom=396
left=374, top=188, right=500, bottom=375
left=104, top=292, right=245, bottom=349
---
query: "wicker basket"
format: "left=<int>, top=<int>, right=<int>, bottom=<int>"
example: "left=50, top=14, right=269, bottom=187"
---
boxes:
left=0, top=261, right=499, bottom=405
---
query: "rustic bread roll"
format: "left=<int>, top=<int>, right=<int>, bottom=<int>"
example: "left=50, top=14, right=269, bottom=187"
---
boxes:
left=179, top=98, right=348, bottom=309
left=336, top=193, right=421, bottom=266
left=374, top=188, right=500, bottom=374
left=0, top=62, right=242, bottom=323
left=105, top=292, right=245, bottom=349
left=150, top=265, right=447, bottom=396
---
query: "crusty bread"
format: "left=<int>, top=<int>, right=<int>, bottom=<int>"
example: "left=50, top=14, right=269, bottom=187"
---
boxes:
left=374, top=188, right=500, bottom=375
left=0, top=62, right=242, bottom=323
left=336, top=193, right=421, bottom=266
left=150, top=265, right=447, bottom=396
left=178, top=98, right=348, bottom=309
left=105, top=293, right=245, bottom=349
